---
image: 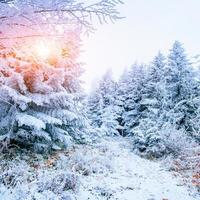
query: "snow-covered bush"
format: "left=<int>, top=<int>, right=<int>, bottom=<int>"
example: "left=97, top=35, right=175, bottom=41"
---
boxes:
left=160, top=124, right=197, bottom=155
left=64, top=146, right=114, bottom=176
left=133, top=122, right=198, bottom=158
left=0, top=159, right=31, bottom=188
left=0, top=153, right=79, bottom=200
left=37, top=171, right=78, bottom=193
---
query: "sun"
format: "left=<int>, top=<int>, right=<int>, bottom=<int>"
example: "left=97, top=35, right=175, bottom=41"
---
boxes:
left=35, top=42, right=51, bottom=60
left=28, top=39, right=68, bottom=65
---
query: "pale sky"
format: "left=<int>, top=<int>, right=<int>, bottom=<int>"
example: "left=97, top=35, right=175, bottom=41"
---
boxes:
left=81, top=0, right=200, bottom=91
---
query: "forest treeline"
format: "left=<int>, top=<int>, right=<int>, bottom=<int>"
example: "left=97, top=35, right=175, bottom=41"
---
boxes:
left=87, top=41, right=200, bottom=158
left=1, top=39, right=199, bottom=159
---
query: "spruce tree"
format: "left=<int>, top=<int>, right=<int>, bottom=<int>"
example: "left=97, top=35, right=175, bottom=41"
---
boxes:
left=87, top=89, right=104, bottom=128
left=114, top=74, right=127, bottom=135
left=163, top=41, right=198, bottom=132
left=132, top=53, right=167, bottom=157
left=122, top=63, right=146, bottom=136
left=87, top=70, right=121, bottom=136
left=0, top=0, right=123, bottom=152
left=0, top=32, right=91, bottom=152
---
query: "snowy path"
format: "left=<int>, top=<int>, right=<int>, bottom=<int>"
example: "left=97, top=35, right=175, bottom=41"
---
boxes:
left=76, top=137, right=197, bottom=200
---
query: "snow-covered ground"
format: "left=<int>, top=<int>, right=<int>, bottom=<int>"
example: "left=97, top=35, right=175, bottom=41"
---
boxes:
left=0, top=137, right=198, bottom=200
left=77, top=137, right=198, bottom=200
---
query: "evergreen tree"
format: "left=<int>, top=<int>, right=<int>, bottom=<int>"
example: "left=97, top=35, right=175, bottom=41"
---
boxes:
left=87, top=89, right=104, bottom=128
left=163, top=41, right=198, bottom=132
left=122, top=63, right=146, bottom=136
left=0, top=0, right=123, bottom=152
left=115, top=69, right=130, bottom=135
left=87, top=70, right=121, bottom=136
left=132, top=53, right=167, bottom=157
left=0, top=32, right=91, bottom=152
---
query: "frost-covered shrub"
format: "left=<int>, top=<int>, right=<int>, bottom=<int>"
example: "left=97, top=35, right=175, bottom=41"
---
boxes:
left=160, top=124, right=197, bottom=155
left=37, top=172, right=78, bottom=193
left=59, top=145, right=114, bottom=176
left=0, top=156, right=34, bottom=188
left=133, top=123, right=197, bottom=158
left=0, top=157, right=78, bottom=200
left=0, top=159, right=32, bottom=200
left=71, top=151, right=113, bottom=175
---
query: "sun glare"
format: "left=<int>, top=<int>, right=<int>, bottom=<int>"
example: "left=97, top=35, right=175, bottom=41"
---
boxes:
left=35, top=42, right=51, bottom=60
left=31, top=40, right=62, bottom=63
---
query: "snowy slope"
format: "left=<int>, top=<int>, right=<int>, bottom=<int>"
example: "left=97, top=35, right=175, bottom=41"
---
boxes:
left=0, top=137, right=198, bottom=200
left=77, top=137, right=198, bottom=200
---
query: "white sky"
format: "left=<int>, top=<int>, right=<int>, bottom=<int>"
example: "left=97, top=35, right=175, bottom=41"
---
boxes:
left=81, top=0, right=200, bottom=91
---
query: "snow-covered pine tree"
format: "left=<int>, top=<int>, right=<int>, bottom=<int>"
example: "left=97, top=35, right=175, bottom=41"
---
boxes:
left=101, top=70, right=124, bottom=135
left=162, top=41, right=198, bottom=135
left=0, top=31, right=92, bottom=152
left=87, top=88, right=104, bottom=128
left=132, top=53, right=167, bottom=157
left=87, top=70, right=121, bottom=136
left=0, top=0, right=123, bottom=152
left=115, top=69, right=128, bottom=135
left=121, top=63, right=146, bottom=136
left=139, top=52, right=166, bottom=123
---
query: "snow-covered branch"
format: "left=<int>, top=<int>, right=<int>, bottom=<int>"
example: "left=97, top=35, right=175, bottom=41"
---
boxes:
left=0, top=0, right=123, bottom=41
